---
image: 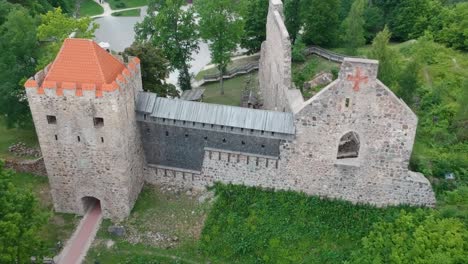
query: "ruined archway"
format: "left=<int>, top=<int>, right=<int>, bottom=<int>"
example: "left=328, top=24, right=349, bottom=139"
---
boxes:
left=337, top=131, right=360, bottom=159
left=81, top=196, right=101, bottom=213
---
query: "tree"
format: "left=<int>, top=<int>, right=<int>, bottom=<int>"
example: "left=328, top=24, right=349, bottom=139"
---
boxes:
left=0, top=7, right=38, bottom=127
left=0, top=161, right=49, bottom=263
left=301, top=0, right=340, bottom=47
left=341, top=0, right=366, bottom=55
left=398, top=60, right=421, bottom=106
left=390, top=0, right=444, bottom=41
left=240, top=0, right=268, bottom=54
left=137, top=0, right=199, bottom=91
left=349, top=210, right=468, bottom=264
left=436, top=2, right=468, bottom=51
left=37, top=7, right=98, bottom=69
left=368, top=26, right=400, bottom=88
left=363, top=4, right=385, bottom=42
left=284, top=0, right=302, bottom=45
left=195, top=0, right=244, bottom=95
left=123, top=42, right=179, bottom=97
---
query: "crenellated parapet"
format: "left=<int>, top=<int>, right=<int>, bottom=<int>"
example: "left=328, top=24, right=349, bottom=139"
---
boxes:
left=24, top=57, right=141, bottom=98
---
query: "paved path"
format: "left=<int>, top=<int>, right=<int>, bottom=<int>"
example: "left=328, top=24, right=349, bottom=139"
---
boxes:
left=56, top=203, right=103, bottom=264
left=91, top=0, right=145, bottom=18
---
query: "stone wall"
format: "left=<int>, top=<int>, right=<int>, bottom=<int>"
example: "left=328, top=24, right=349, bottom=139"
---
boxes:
left=281, top=58, right=435, bottom=206
left=145, top=148, right=286, bottom=190
left=25, top=58, right=146, bottom=220
left=145, top=58, right=435, bottom=208
left=4, top=157, right=47, bottom=176
left=259, top=0, right=304, bottom=112
left=138, top=120, right=283, bottom=171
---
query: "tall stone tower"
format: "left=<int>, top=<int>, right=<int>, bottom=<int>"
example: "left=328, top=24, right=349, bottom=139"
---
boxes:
left=24, top=39, right=146, bottom=220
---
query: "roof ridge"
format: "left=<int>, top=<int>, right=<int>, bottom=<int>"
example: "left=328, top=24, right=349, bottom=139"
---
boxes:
left=43, top=39, right=69, bottom=83
left=91, top=41, right=107, bottom=85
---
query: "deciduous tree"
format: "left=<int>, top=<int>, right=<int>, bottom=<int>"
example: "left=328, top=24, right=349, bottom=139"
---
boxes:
left=301, top=0, right=340, bottom=47
left=0, top=161, right=49, bottom=263
left=123, top=42, right=179, bottom=97
left=0, top=7, right=38, bottom=127
left=137, top=0, right=199, bottom=91
left=341, top=0, right=366, bottom=55
left=195, top=0, right=243, bottom=95
left=284, top=0, right=302, bottom=45
left=368, top=26, right=400, bottom=88
left=37, top=7, right=98, bottom=69
left=240, top=0, right=268, bottom=54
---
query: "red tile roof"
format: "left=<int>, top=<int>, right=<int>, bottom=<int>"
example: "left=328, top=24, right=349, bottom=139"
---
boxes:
left=42, top=38, right=126, bottom=90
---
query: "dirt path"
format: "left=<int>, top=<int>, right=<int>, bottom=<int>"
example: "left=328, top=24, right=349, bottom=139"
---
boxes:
left=56, top=203, right=102, bottom=264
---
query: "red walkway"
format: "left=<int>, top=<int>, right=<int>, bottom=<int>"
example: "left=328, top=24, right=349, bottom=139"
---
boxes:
left=58, top=203, right=102, bottom=264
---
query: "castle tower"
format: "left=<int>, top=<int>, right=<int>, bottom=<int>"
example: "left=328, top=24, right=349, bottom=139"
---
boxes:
left=24, top=39, right=146, bottom=220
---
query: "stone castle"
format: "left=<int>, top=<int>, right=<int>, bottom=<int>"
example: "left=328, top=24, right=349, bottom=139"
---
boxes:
left=24, top=0, right=435, bottom=220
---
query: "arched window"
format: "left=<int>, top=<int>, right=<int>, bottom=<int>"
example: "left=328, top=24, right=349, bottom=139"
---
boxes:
left=337, top=131, right=360, bottom=159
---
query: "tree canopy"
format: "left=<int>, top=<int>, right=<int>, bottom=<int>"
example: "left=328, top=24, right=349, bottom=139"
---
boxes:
left=195, top=0, right=244, bottom=95
left=136, top=0, right=199, bottom=91
left=37, top=7, right=98, bottom=69
left=0, top=161, right=49, bottom=263
left=123, top=42, right=179, bottom=97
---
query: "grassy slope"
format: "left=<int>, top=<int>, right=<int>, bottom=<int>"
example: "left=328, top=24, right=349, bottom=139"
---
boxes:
left=111, top=8, right=141, bottom=16
left=79, top=0, right=104, bottom=17
left=195, top=55, right=260, bottom=81
left=201, top=72, right=258, bottom=106
left=85, top=185, right=209, bottom=263
left=107, top=0, right=147, bottom=9
left=201, top=184, right=415, bottom=264
left=0, top=118, right=38, bottom=159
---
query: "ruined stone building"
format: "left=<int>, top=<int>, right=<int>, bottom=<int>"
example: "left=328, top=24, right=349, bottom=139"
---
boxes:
left=24, top=0, right=435, bottom=220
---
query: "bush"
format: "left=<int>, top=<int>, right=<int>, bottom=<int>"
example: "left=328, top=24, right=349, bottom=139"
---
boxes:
left=292, top=39, right=306, bottom=62
left=348, top=210, right=468, bottom=264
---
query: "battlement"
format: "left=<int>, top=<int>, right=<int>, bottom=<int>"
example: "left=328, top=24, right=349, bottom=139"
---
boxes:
left=25, top=57, right=140, bottom=98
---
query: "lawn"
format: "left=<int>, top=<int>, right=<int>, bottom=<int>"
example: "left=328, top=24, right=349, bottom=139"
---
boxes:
left=11, top=172, right=80, bottom=252
left=112, top=8, right=141, bottom=16
left=200, top=72, right=257, bottom=106
left=0, top=117, right=38, bottom=159
left=107, top=0, right=148, bottom=9
left=85, top=185, right=211, bottom=263
left=195, top=55, right=260, bottom=81
left=79, top=0, right=104, bottom=17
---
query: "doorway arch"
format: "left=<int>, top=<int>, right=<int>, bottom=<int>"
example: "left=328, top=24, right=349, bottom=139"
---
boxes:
left=337, top=131, right=360, bottom=159
left=81, top=196, right=101, bottom=213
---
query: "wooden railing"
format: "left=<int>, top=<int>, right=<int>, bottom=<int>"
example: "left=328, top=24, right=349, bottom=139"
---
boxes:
left=195, top=46, right=359, bottom=86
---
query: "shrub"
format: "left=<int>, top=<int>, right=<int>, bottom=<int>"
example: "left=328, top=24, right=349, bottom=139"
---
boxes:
left=348, top=210, right=468, bottom=264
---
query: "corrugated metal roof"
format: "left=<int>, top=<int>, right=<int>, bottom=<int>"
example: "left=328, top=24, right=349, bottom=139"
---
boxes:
left=180, top=89, right=205, bottom=101
left=136, top=92, right=295, bottom=134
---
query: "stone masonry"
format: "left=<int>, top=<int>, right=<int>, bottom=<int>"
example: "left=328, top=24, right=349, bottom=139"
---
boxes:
left=25, top=39, right=146, bottom=220
left=259, top=0, right=304, bottom=113
left=24, top=0, right=435, bottom=221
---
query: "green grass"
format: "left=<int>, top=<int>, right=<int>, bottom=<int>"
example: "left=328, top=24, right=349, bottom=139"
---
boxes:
left=200, top=72, right=257, bottom=106
left=111, top=8, right=141, bottom=16
left=201, top=184, right=418, bottom=264
left=195, top=55, right=260, bottom=81
left=0, top=117, right=38, bottom=159
left=11, top=172, right=80, bottom=251
left=79, top=0, right=104, bottom=17
left=85, top=185, right=210, bottom=263
left=84, top=183, right=425, bottom=263
left=107, top=0, right=147, bottom=9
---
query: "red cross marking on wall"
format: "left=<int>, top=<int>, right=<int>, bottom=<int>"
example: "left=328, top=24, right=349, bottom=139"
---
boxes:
left=347, top=67, right=368, bottom=92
